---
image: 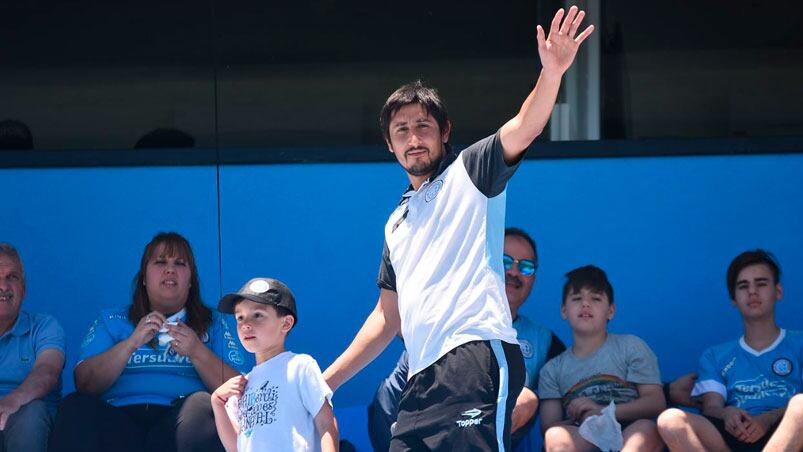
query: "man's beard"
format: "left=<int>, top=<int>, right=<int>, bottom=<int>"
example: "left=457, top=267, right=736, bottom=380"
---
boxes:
left=404, top=147, right=441, bottom=177
left=405, top=159, right=440, bottom=177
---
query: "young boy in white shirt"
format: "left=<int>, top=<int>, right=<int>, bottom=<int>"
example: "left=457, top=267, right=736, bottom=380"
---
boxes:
left=212, top=278, right=338, bottom=452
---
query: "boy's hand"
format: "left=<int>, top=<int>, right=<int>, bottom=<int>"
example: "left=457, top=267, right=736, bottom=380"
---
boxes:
left=566, top=397, right=603, bottom=423
left=212, top=375, right=247, bottom=407
left=722, top=406, right=752, bottom=441
left=742, top=411, right=774, bottom=443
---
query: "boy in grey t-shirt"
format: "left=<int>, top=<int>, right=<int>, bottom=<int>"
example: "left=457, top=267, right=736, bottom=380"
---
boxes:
left=538, top=265, right=666, bottom=451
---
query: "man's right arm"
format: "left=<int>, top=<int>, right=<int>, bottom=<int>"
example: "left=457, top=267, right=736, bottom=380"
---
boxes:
left=0, top=348, right=64, bottom=430
left=323, top=288, right=401, bottom=391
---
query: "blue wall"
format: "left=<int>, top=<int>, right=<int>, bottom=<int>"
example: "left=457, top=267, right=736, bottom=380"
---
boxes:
left=3, top=152, right=803, bottom=449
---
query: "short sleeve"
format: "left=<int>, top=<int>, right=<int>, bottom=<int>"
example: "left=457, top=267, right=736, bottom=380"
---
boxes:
left=623, top=336, right=662, bottom=384
left=460, top=130, right=521, bottom=198
left=209, top=313, right=255, bottom=373
left=298, top=356, right=333, bottom=417
left=692, top=347, right=727, bottom=399
left=32, top=314, right=66, bottom=356
left=537, top=359, right=563, bottom=400
left=77, top=315, right=115, bottom=364
left=377, top=241, right=397, bottom=292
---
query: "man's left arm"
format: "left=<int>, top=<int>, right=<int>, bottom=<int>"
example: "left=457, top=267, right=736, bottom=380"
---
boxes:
left=511, top=333, right=564, bottom=433
left=511, top=386, right=539, bottom=433
left=500, top=5, right=594, bottom=163
left=0, top=348, right=64, bottom=429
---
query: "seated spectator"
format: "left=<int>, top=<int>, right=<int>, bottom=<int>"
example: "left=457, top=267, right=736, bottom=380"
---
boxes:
left=0, top=119, right=33, bottom=150
left=539, top=265, right=665, bottom=452
left=657, top=249, right=802, bottom=451
left=367, top=228, right=566, bottom=451
left=49, top=232, right=252, bottom=452
left=0, top=243, right=65, bottom=452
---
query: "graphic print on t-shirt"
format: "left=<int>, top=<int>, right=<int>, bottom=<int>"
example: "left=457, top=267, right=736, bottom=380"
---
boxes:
left=238, top=380, right=279, bottom=438
left=729, top=375, right=796, bottom=407
left=562, top=373, right=639, bottom=409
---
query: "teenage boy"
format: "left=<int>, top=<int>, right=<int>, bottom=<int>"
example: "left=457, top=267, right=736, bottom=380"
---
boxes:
left=657, top=250, right=803, bottom=451
left=538, top=265, right=665, bottom=452
left=212, top=278, right=338, bottom=452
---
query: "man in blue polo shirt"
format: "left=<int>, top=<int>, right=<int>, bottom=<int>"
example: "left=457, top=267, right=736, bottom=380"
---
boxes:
left=0, top=243, right=65, bottom=452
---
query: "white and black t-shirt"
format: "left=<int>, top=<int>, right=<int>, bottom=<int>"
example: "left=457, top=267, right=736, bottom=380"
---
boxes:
left=225, top=351, right=333, bottom=452
left=378, top=131, right=522, bottom=378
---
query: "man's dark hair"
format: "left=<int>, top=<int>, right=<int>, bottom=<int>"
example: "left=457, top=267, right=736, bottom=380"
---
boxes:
left=0, top=119, right=33, bottom=150
left=562, top=265, right=614, bottom=305
left=504, top=227, right=538, bottom=266
left=726, top=249, right=781, bottom=299
left=379, top=80, right=450, bottom=150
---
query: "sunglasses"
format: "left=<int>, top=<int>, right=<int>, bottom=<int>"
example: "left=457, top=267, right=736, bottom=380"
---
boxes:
left=503, top=254, right=537, bottom=276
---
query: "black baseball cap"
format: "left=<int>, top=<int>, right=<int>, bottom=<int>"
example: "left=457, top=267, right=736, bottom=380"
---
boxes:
left=218, top=277, right=297, bottom=324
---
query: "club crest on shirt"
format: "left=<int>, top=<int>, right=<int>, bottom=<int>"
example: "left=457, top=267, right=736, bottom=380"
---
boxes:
left=772, top=358, right=793, bottom=376
left=519, top=339, right=534, bottom=359
left=424, top=180, right=443, bottom=202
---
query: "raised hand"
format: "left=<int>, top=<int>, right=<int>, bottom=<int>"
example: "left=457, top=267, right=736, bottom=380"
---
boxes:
left=537, top=5, right=595, bottom=76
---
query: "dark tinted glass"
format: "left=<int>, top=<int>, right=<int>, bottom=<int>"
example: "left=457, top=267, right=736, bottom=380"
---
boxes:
left=2, top=0, right=800, bottom=156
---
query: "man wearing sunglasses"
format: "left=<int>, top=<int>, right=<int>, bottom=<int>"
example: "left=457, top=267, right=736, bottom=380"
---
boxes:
left=503, top=228, right=566, bottom=449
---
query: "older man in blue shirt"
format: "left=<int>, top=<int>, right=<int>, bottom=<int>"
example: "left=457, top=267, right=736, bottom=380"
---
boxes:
left=0, top=243, right=65, bottom=452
